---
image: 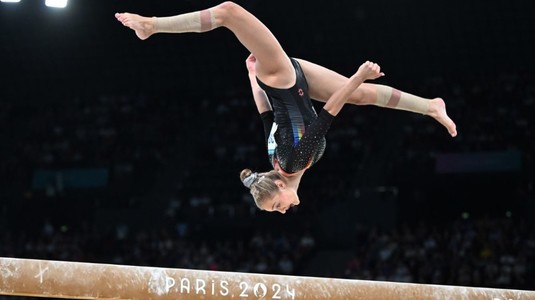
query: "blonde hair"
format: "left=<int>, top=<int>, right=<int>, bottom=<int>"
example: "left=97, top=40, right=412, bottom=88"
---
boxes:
left=240, top=168, right=285, bottom=208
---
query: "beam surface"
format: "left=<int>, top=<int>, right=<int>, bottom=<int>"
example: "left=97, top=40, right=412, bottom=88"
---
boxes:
left=1, top=257, right=534, bottom=299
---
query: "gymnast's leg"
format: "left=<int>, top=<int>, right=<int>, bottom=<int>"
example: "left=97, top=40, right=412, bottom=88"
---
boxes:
left=115, top=1, right=295, bottom=88
left=296, top=58, right=457, bottom=137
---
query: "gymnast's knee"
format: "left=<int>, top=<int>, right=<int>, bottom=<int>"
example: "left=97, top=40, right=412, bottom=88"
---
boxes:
left=213, top=2, right=246, bottom=25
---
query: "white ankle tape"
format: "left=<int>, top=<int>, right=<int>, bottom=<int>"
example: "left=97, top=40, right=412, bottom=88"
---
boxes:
left=154, top=9, right=214, bottom=33
left=376, top=85, right=429, bottom=115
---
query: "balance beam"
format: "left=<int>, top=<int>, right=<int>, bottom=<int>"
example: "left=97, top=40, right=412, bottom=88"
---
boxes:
left=1, top=257, right=533, bottom=299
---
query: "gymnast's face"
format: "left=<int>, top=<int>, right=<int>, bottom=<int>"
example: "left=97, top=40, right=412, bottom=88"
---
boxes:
left=260, top=180, right=300, bottom=214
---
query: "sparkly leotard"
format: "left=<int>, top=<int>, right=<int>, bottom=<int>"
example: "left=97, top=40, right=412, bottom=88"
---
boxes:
left=257, top=58, right=334, bottom=174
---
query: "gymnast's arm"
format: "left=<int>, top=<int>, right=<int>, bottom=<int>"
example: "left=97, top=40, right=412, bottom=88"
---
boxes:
left=323, top=61, right=385, bottom=116
left=246, top=54, right=274, bottom=143
left=246, top=54, right=272, bottom=114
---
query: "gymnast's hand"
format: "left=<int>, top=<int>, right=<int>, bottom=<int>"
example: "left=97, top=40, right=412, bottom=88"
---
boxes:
left=356, top=61, right=385, bottom=81
left=245, top=54, right=257, bottom=75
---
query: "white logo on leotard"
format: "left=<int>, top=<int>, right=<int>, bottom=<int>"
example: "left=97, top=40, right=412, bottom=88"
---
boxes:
left=267, top=122, right=278, bottom=155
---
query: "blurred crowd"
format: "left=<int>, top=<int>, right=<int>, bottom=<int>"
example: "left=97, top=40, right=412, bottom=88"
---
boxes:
left=344, top=217, right=534, bottom=290
left=0, top=222, right=316, bottom=276
left=1, top=215, right=533, bottom=291
left=0, top=69, right=533, bottom=210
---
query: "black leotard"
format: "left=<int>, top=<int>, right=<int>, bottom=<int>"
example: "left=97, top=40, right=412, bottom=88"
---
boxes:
left=257, top=58, right=334, bottom=174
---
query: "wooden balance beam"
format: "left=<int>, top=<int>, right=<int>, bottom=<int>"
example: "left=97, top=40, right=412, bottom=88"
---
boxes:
left=1, top=257, right=534, bottom=299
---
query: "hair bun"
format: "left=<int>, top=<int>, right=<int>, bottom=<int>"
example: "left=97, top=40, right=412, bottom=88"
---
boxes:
left=240, top=169, right=252, bottom=182
left=242, top=172, right=258, bottom=189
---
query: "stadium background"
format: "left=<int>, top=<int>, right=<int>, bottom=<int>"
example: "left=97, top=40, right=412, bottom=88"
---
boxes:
left=1, top=0, right=534, bottom=296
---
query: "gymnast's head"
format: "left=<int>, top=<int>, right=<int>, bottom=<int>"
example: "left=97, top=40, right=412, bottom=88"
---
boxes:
left=240, top=168, right=300, bottom=214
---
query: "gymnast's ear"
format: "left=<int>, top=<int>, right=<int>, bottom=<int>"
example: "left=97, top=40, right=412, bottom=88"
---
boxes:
left=274, top=179, right=285, bottom=189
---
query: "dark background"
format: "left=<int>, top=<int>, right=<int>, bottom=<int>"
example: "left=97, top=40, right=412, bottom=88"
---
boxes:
left=2, top=0, right=533, bottom=97
left=1, top=0, right=534, bottom=294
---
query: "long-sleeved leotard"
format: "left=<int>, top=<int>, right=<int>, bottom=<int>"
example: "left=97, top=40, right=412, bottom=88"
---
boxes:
left=257, top=58, right=334, bottom=174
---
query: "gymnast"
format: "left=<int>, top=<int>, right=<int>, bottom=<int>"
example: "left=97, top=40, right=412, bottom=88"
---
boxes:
left=115, top=1, right=457, bottom=214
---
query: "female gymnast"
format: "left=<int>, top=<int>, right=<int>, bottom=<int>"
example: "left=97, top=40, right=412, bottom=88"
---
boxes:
left=115, top=1, right=457, bottom=214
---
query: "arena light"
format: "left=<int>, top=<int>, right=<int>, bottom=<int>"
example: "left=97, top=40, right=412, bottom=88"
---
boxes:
left=1, top=0, right=22, bottom=3
left=45, top=0, right=67, bottom=8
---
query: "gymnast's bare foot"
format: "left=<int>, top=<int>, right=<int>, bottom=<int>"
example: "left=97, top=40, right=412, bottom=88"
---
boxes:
left=428, top=98, right=457, bottom=137
left=115, top=13, right=155, bottom=40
